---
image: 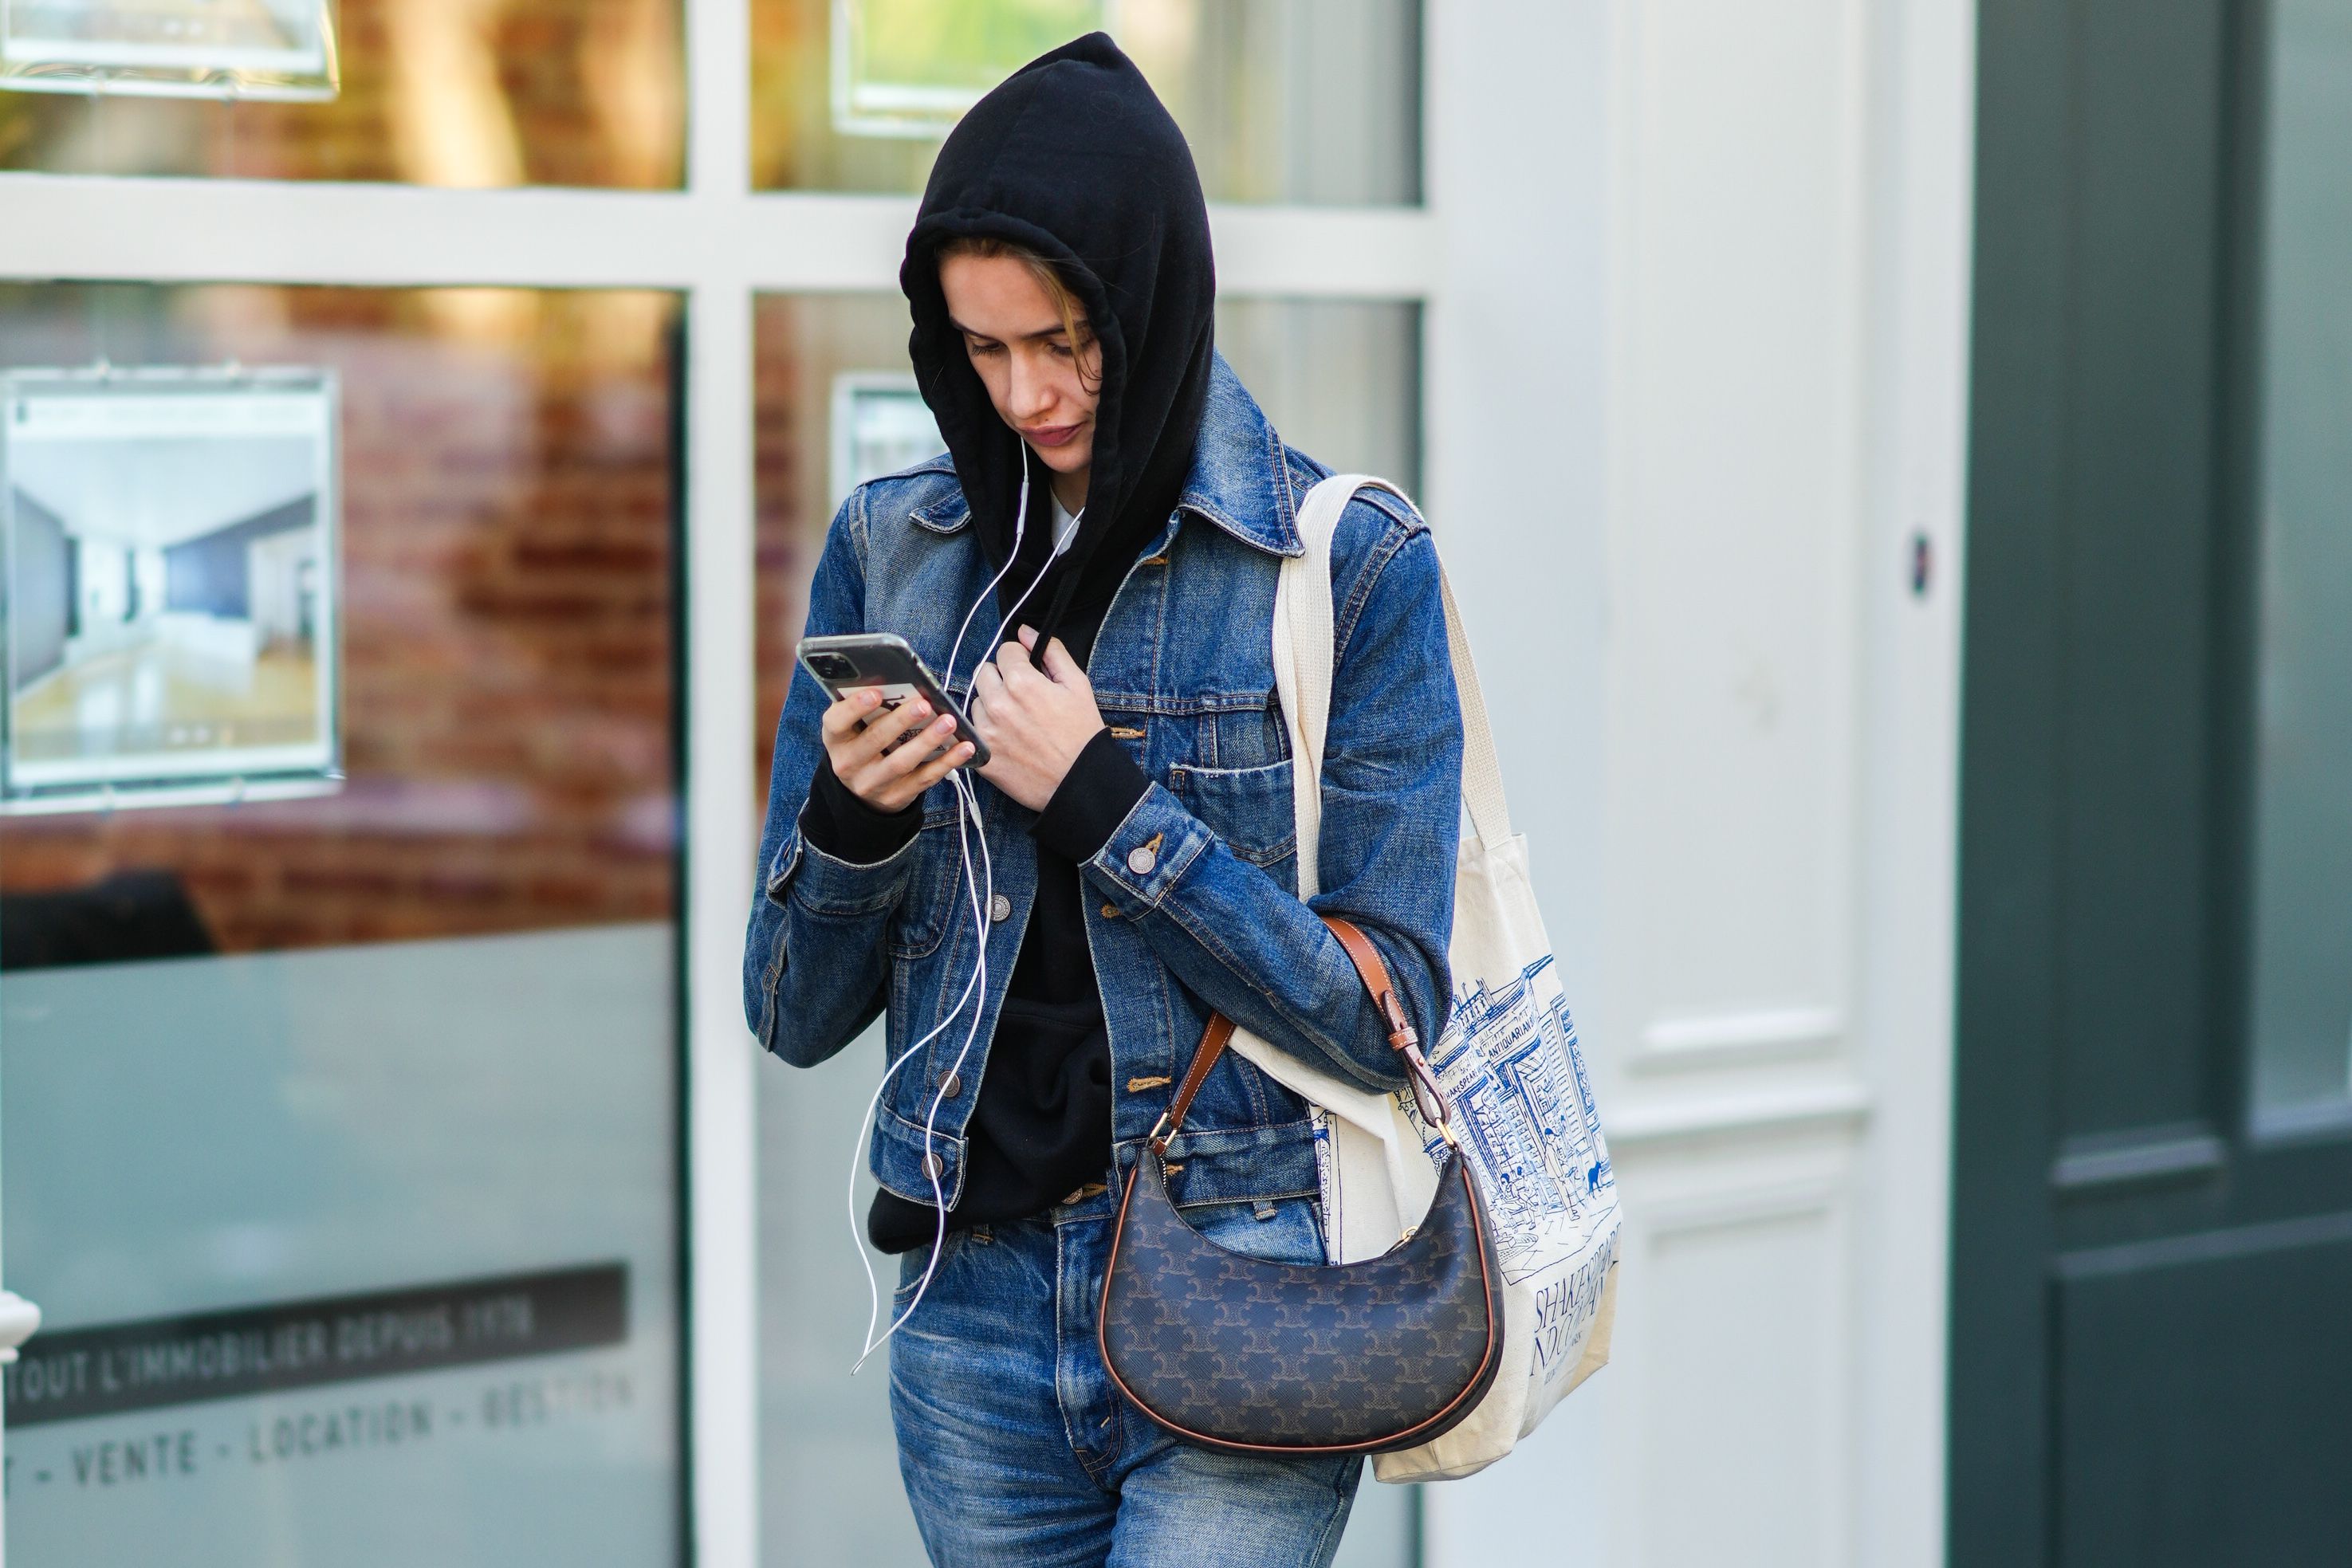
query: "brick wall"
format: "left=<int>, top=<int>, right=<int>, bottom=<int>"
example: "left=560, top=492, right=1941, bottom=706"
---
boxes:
left=0, top=284, right=680, bottom=958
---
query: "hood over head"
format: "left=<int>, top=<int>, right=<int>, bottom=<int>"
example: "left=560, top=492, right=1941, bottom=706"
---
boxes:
left=900, top=32, right=1216, bottom=655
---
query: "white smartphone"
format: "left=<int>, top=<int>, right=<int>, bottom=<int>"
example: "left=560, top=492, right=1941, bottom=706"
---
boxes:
left=796, top=632, right=989, bottom=768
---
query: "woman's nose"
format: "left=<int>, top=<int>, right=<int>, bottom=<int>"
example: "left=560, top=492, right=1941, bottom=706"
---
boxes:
left=1005, top=352, right=1054, bottom=420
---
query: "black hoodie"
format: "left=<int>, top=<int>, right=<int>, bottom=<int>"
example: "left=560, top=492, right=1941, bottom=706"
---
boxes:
left=900, top=30, right=1216, bottom=644
left=811, top=34, right=1216, bottom=1252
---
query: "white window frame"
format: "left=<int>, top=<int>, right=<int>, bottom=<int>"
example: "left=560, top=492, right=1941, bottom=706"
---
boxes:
left=0, top=0, right=1439, bottom=1559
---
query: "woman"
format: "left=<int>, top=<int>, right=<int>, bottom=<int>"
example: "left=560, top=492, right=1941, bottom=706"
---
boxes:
left=744, top=34, right=1463, bottom=1566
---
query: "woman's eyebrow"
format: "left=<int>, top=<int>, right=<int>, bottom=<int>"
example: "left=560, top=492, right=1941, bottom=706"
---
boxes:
left=948, top=316, right=1076, bottom=343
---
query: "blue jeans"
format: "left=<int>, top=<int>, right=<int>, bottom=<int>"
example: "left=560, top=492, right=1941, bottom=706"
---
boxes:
left=888, top=1177, right=1363, bottom=1566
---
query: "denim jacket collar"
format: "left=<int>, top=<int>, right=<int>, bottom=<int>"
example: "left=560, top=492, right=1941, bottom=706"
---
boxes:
left=905, top=355, right=1302, bottom=559
left=1172, top=356, right=1303, bottom=559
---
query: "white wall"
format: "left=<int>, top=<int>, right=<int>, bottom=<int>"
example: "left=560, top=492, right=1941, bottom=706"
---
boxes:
left=1422, top=2, right=1974, bottom=1563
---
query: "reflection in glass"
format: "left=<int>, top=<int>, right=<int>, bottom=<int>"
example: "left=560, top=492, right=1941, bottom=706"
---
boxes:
left=828, top=371, right=939, bottom=506
left=0, top=0, right=681, bottom=186
left=0, top=0, right=340, bottom=101
left=2248, top=0, right=2352, bottom=1123
left=832, top=0, right=1106, bottom=136
left=0, top=282, right=684, bottom=1566
left=753, top=0, right=1422, bottom=204
left=752, top=292, right=1422, bottom=1567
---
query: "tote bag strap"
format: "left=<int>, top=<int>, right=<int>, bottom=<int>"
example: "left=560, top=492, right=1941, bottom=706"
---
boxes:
left=1280, top=476, right=1514, bottom=886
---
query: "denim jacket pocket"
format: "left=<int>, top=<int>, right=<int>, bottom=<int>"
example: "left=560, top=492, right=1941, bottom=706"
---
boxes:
left=1169, top=760, right=1296, bottom=870
left=887, top=813, right=969, bottom=960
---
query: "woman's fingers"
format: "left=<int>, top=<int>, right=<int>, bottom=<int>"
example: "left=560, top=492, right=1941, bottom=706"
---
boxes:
left=995, top=639, right=1041, bottom=690
left=885, top=715, right=962, bottom=776
left=970, top=663, right=1006, bottom=733
left=854, top=710, right=950, bottom=778
left=864, top=728, right=972, bottom=809
left=870, top=747, right=969, bottom=818
left=820, top=687, right=973, bottom=813
left=823, top=689, right=927, bottom=763
left=1005, top=627, right=1086, bottom=691
left=902, top=740, right=977, bottom=798
left=832, top=697, right=930, bottom=779
left=844, top=713, right=962, bottom=802
left=851, top=698, right=935, bottom=761
left=1037, top=635, right=1084, bottom=686
left=820, top=687, right=883, bottom=743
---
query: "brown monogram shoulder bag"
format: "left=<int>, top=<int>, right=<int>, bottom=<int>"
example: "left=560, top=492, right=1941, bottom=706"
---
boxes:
left=1097, top=914, right=1504, bottom=1455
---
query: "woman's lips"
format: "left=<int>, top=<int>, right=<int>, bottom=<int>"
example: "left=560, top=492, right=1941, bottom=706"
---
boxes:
left=1024, top=422, right=1084, bottom=449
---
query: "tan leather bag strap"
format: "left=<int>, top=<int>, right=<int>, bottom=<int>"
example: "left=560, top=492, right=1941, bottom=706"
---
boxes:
left=1158, top=1015, right=1237, bottom=1148
left=1150, top=914, right=1449, bottom=1154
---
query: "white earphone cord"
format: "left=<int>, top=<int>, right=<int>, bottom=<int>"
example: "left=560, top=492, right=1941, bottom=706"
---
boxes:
left=846, top=437, right=1081, bottom=1369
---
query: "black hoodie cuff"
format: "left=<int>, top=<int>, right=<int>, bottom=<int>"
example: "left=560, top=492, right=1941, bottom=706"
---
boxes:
left=800, top=756, right=922, bottom=867
left=1034, top=729, right=1153, bottom=863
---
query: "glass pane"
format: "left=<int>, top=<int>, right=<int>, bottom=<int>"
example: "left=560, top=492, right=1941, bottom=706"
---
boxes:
left=0, top=282, right=685, bottom=1564
left=0, top=0, right=683, bottom=186
left=1, top=0, right=340, bottom=101
left=2249, top=0, right=2352, bottom=1124
left=753, top=293, right=1422, bottom=1566
left=749, top=0, right=1422, bottom=204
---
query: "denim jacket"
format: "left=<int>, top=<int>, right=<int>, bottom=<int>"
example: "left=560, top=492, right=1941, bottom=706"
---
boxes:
left=744, top=356, right=1465, bottom=1214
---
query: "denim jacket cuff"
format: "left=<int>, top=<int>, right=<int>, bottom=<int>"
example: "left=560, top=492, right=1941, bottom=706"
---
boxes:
left=1036, top=729, right=1154, bottom=864
left=787, top=821, right=923, bottom=914
left=1085, top=783, right=1213, bottom=914
left=800, top=757, right=923, bottom=866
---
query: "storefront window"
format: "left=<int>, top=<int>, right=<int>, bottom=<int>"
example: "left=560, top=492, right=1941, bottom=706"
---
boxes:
left=749, top=291, right=1422, bottom=1566
left=749, top=0, right=1422, bottom=204
left=0, top=282, right=685, bottom=1565
left=0, top=0, right=683, bottom=186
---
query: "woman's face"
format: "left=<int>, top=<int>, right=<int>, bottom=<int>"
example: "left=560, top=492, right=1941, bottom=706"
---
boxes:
left=939, top=252, right=1103, bottom=484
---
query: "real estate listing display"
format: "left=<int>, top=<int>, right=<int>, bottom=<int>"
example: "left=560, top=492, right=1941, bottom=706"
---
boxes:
left=0, top=0, right=339, bottom=99
left=1, top=371, right=340, bottom=809
left=831, top=0, right=1105, bottom=136
left=828, top=371, right=942, bottom=509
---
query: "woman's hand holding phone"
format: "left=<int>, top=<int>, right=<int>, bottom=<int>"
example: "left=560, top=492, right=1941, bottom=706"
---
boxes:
left=822, top=690, right=976, bottom=813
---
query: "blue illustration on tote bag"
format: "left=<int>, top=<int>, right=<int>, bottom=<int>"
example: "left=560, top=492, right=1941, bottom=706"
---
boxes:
left=1407, top=956, right=1615, bottom=1284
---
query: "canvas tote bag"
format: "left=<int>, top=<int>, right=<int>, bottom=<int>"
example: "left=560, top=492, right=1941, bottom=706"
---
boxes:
left=1226, top=475, right=1623, bottom=1484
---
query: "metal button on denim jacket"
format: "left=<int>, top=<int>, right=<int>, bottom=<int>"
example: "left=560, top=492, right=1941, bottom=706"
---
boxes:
left=743, top=356, right=1465, bottom=1213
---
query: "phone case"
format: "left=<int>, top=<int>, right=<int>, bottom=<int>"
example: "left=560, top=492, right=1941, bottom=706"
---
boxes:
left=796, top=633, right=990, bottom=768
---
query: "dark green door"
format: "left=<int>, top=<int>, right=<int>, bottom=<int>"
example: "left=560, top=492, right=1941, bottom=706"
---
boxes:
left=1955, top=1, right=2352, bottom=1564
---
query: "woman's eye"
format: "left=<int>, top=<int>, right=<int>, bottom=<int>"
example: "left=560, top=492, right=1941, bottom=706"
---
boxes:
left=966, top=340, right=1001, bottom=357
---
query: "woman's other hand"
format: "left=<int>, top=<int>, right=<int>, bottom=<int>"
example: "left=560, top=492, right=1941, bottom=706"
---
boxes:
left=821, top=689, right=974, bottom=813
left=970, top=627, right=1103, bottom=812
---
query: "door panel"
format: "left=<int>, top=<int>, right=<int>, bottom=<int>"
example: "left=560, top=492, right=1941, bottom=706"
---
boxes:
left=2055, top=1228, right=2352, bottom=1567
